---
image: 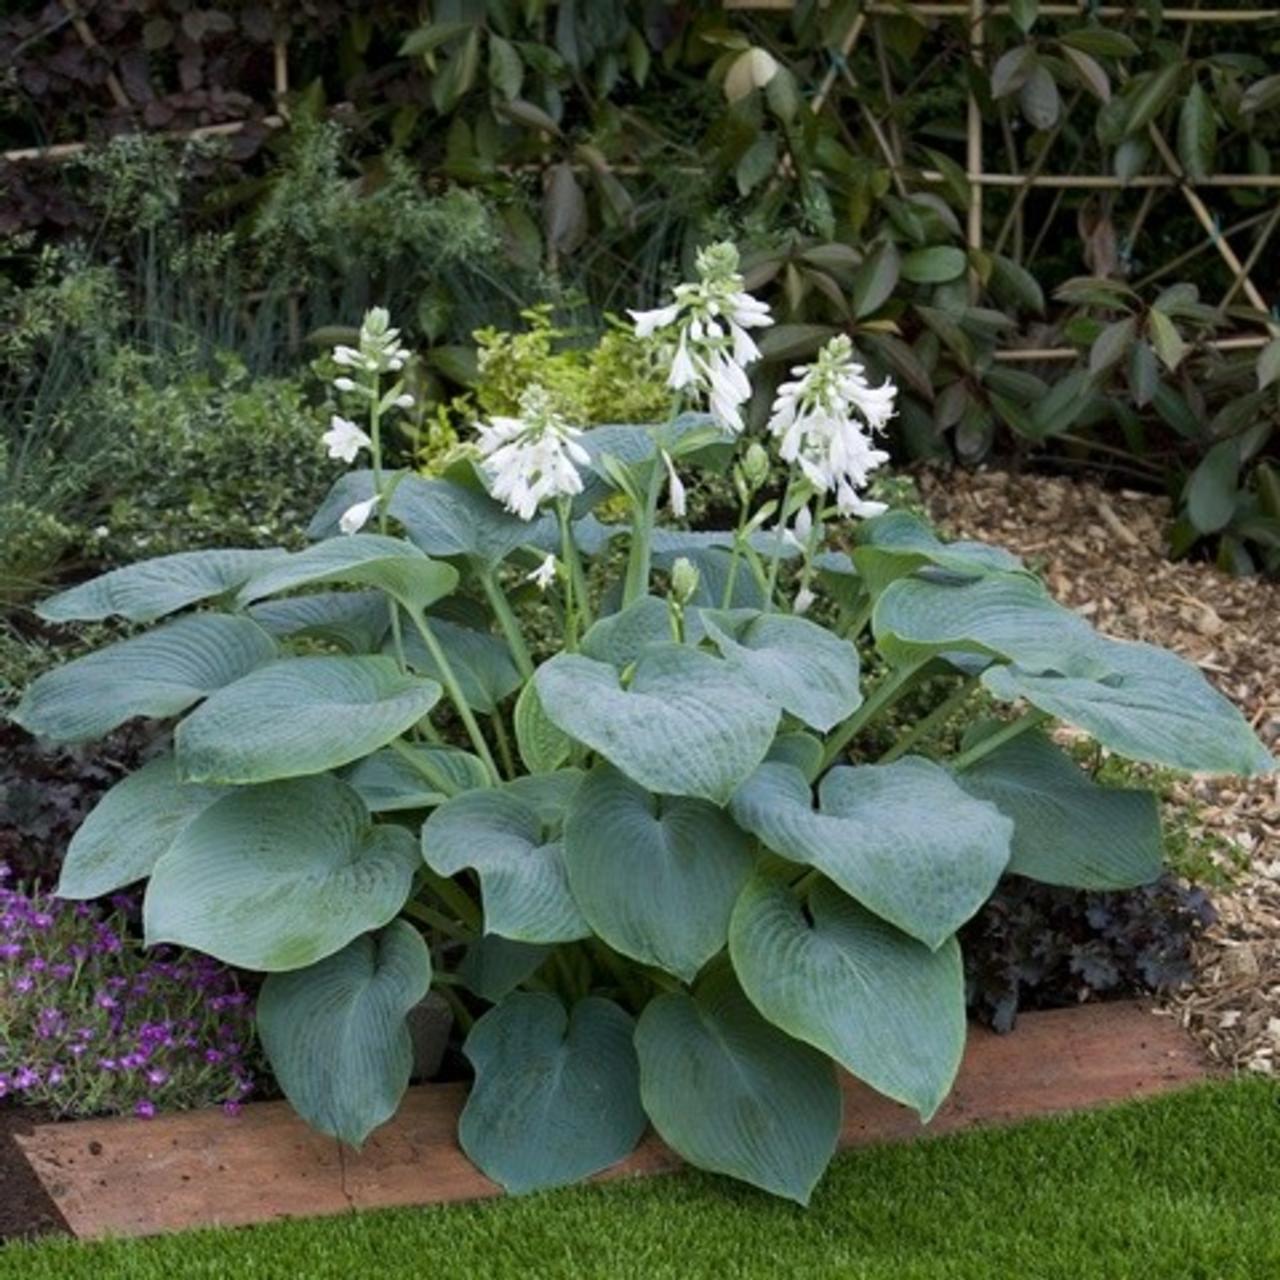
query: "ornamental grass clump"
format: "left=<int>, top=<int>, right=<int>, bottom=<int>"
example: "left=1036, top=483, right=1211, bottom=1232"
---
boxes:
left=12, top=243, right=1275, bottom=1204
left=0, top=867, right=255, bottom=1119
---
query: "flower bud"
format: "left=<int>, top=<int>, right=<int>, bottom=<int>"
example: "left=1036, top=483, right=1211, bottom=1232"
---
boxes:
left=670, top=556, right=700, bottom=605
left=742, top=441, right=769, bottom=490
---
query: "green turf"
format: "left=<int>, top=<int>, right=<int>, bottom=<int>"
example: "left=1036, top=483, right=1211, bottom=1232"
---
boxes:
left=3, top=1081, right=1278, bottom=1280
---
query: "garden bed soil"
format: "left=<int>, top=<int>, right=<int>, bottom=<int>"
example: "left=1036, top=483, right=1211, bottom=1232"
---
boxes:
left=0, top=1108, right=68, bottom=1243
left=919, top=468, right=1280, bottom=1075
left=10, top=1002, right=1206, bottom=1241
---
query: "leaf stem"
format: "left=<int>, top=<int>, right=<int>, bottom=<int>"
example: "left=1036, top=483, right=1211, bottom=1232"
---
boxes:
left=762, top=471, right=797, bottom=614
left=479, top=565, right=534, bottom=680
left=879, top=675, right=979, bottom=764
left=622, top=455, right=664, bottom=608
left=951, top=709, right=1051, bottom=771
left=419, top=866, right=483, bottom=932
left=402, top=898, right=471, bottom=942
left=821, top=657, right=931, bottom=769
left=490, top=707, right=517, bottom=780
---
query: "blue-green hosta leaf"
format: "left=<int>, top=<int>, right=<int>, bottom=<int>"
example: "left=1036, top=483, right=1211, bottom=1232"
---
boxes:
left=730, top=759, right=1013, bottom=948
left=460, top=993, right=646, bottom=1193
left=400, top=617, right=521, bottom=714
left=144, top=776, right=419, bottom=971
left=730, top=876, right=964, bottom=1120
left=853, top=511, right=1024, bottom=599
left=536, top=645, right=780, bottom=805
left=37, top=548, right=287, bottom=623
left=237, top=534, right=458, bottom=613
left=421, top=777, right=589, bottom=943
left=766, top=731, right=825, bottom=781
left=873, top=572, right=1098, bottom=672
left=257, top=920, right=431, bottom=1147
left=579, top=596, right=677, bottom=668
left=563, top=764, right=753, bottom=982
left=57, top=757, right=226, bottom=900
left=248, top=591, right=392, bottom=652
left=700, top=609, right=862, bottom=733
left=513, top=679, right=572, bottom=774
left=344, top=744, right=489, bottom=812
left=12, top=615, right=277, bottom=743
left=635, top=967, right=841, bottom=1204
left=175, top=657, right=442, bottom=784
left=457, top=935, right=550, bottom=1004
left=983, top=639, right=1276, bottom=777
left=653, top=545, right=767, bottom=610
left=955, top=730, right=1164, bottom=888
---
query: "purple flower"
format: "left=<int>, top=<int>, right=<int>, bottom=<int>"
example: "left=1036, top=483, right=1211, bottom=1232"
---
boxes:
left=146, top=1068, right=169, bottom=1087
left=134, top=1100, right=156, bottom=1119
left=14, top=1066, right=41, bottom=1089
left=222, top=1100, right=242, bottom=1117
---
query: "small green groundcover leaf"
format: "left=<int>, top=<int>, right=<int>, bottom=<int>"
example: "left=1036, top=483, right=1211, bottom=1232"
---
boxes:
left=635, top=966, right=841, bottom=1205
left=460, top=992, right=646, bottom=1194
left=144, top=776, right=419, bottom=971
left=730, top=875, right=965, bottom=1120
left=258, top=920, right=432, bottom=1148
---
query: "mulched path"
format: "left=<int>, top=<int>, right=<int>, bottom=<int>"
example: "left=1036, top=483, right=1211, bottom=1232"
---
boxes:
left=919, top=467, right=1280, bottom=1076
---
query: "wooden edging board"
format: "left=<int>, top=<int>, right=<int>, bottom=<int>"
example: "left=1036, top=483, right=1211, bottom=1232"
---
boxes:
left=14, top=1001, right=1208, bottom=1240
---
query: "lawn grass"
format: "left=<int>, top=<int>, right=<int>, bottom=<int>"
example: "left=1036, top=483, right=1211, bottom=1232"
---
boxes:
left=3, top=1080, right=1278, bottom=1280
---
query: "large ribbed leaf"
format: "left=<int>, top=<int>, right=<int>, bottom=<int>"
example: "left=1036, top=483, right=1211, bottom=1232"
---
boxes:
left=37, top=548, right=286, bottom=623
left=635, top=967, right=841, bottom=1204
left=536, top=645, right=779, bottom=804
left=248, top=591, right=392, bottom=652
left=175, top=656, right=441, bottom=784
left=57, top=757, right=226, bottom=900
left=237, top=534, right=458, bottom=612
left=579, top=596, right=688, bottom=668
left=421, top=775, right=589, bottom=943
left=144, top=776, right=418, bottom=971
left=459, top=993, right=646, bottom=1193
left=853, top=511, right=1023, bottom=599
left=257, top=921, right=431, bottom=1147
left=700, top=609, right=862, bottom=733
left=983, top=638, right=1276, bottom=777
left=955, top=730, right=1165, bottom=888
left=457, top=935, right=550, bottom=1003
left=562, top=764, right=753, bottom=981
left=345, top=744, right=490, bottom=812
left=12, top=614, right=277, bottom=742
left=729, top=759, right=1013, bottom=948
left=400, top=617, right=521, bottom=713
left=513, top=679, right=572, bottom=774
left=730, top=876, right=964, bottom=1120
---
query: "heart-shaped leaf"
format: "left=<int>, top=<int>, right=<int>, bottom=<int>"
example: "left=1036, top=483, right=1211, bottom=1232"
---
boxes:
left=248, top=591, right=392, bottom=652
left=344, top=744, right=489, bottom=812
left=700, top=609, right=862, bottom=733
left=730, top=759, right=1013, bottom=948
left=421, top=776, right=589, bottom=943
left=400, top=617, right=521, bottom=713
left=730, top=876, right=965, bottom=1120
left=513, top=679, right=572, bottom=774
left=57, top=757, right=226, bottom=900
left=955, top=730, right=1164, bottom=888
left=536, top=645, right=779, bottom=804
left=635, top=966, right=841, bottom=1204
left=12, top=615, right=277, bottom=743
left=460, top=993, right=646, bottom=1193
left=257, top=920, right=431, bottom=1147
left=457, top=935, right=550, bottom=1003
left=38, top=548, right=287, bottom=623
left=563, top=764, right=753, bottom=981
left=145, top=776, right=419, bottom=971
left=175, top=657, right=442, bottom=784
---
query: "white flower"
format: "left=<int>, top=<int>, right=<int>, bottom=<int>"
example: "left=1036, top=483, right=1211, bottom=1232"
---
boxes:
left=332, top=309, right=411, bottom=383
left=793, top=586, right=816, bottom=615
left=662, top=450, right=687, bottom=518
left=339, top=495, right=379, bottom=535
left=321, top=414, right=372, bottom=463
left=476, top=385, right=590, bottom=521
left=527, top=554, right=558, bottom=592
left=768, top=335, right=896, bottom=517
left=628, top=241, right=773, bottom=435
left=332, top=345, right=363, bottom=368
left=393, top=392, right=414, bottom=409
left=334, top=376, right=357, bottom=393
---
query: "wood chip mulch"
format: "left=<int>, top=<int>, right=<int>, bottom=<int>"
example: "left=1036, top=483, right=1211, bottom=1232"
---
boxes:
left=917, top=468, right=1280, bottom=1077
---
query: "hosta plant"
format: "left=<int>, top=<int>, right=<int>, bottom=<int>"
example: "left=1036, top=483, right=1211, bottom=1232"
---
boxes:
left=14, top=250, right=1274, bottom=1205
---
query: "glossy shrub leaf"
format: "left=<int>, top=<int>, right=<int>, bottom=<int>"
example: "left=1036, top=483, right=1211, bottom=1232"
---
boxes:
left=460, top=993, right=645, bottom=1193
left=12, top=615, right=278, bottom=743
left=954, top=731, right=1163, bottom=888
left=563, top=764, right=753, bottom=981
left=852, top=511, right=1023, bottom=599
left=1185, top=440, right=1239, bottom=535
left=513, top=679, right=572, bottom=774
left=258, top=920, right=431, bottom=1147
left=145, top=776, right=419, bottom=971
left=37, top=548, right=286, bottom=623
left=237, top=534, right=458, bottom=613
left=983, top=637, right=1276, bottom=777
left=635, top=967, right=840, bottom=1204
left=536, top=645, right=779, bottom=805
left=457, top=935, right=550, bottom=1003
left=421, top=777, right=589, bottom=943
left=900, top=246, right=967, bottom=284
left=730, top=876, right=965, bottom=1120
left=1178, top=82, right=1215, bottom=181
left=175, top=657, right=442, bottom=784
left=248, top=591, right=391, bottom=652
left=401, top=617, right=521, bottom=713
left=57, top=757, right=226, bottom=900
left=730, top=760, right=1013, bottom=948
left=344, top=744, right=489, bottom=812
left=699, top=609, right=862, bottom=733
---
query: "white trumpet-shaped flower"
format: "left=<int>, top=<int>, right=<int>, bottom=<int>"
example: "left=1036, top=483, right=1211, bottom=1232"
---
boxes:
left=793, top=585, right=816, bottom=615
left=332, top=307, right=410, bottom=383
left=629, top=241, right=773, bottom=434
left=527, top=554, right=558, bottom=592
left=661, top=450, right=687, bottom=518
left=475, top=386, right=590, bottom=522
left=339, top=494, right=380, bottom=536
left=768, top=335, right=896, bottom=517
left=321, top=415, right=372, bottom=464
